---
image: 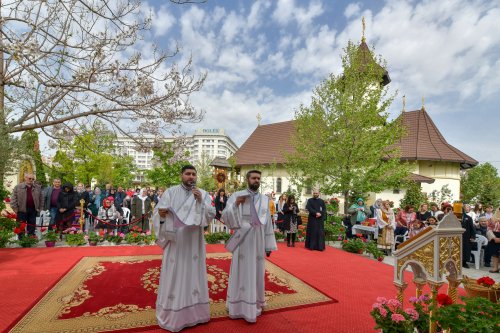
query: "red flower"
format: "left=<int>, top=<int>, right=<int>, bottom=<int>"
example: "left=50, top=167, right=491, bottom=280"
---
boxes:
left=377, top=257, right=383, bottom=262
left=133, top=233, right=138, bottom=237
left=138, top=228, right=142, bottom=232
left=13, top=227, right=21, bottom=234
left=477, top=277, right=495, bottom=287
left=436, top=294, right=453, bottom=306
left=4, top=197, right=11, bottom=203
left=356, top=233, right=363, bottom=238
left=20, top=222, right=27, bottom=231
left=41, top=228, right=47, bottom=232
left=339, top=227, right=345, bottom=232
left=343, top=240, right=348, bottom=244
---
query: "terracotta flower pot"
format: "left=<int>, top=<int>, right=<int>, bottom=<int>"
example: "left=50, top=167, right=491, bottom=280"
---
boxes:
left=357, top=249, right=364, bottom=254
left=88, top=241, right=98, bottom=246
left=45, top=241, right=56, bottom=247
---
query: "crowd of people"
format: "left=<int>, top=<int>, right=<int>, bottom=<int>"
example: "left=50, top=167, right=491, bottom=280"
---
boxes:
left=344, top=198, right=500, bottom=273
left=10, top=174, right=166, bottom=236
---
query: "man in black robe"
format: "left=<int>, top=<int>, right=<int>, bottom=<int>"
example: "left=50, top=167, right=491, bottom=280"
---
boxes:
left=305, top=189, right=326, bottom=251
left=461, top=208, right=476, bottom=268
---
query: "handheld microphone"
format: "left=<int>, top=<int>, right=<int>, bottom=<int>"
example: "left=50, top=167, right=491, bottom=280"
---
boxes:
left=189, top=181, right=197, bottom=190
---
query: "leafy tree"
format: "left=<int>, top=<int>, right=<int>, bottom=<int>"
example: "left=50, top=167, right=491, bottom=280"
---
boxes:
left=146, top=144, right=190, bottom=188
left=50, top=122, right=136, bottom=186
left=400, top=181, right=427, bottom=209
left=0, top=0, right=205, bottom=187
left=461, top=163, right=500, bottom=206
left=19, top=130, right=46, bottom=186
left=50, top=150, right=76, bottom=184
left=286, top=41, right=410, bottom=213
left=194, top=153, right=217, bottom=192
left=112, top=156, right=137, bottom=188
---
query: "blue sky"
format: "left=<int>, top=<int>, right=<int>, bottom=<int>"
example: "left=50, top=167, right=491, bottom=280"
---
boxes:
left=142, top=0, right=500, bottom=170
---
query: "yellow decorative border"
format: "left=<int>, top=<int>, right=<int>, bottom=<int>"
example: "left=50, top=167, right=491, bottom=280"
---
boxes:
left=9, top=254, right=331, bottom=333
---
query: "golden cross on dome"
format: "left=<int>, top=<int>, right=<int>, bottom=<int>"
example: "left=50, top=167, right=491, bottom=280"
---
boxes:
left=362, top=16, right=366, bottom=42
left=256, top=113, right=262, bottom=126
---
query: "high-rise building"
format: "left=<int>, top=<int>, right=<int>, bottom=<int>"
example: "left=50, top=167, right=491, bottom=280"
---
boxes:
left=114, top=129, right=238, bottom=182
left=190, top=128, right=238, bottom=162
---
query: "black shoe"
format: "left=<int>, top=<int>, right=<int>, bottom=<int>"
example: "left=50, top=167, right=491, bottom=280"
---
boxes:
left=462, top=263, right=470, bottom=269
left=485, top=263, right=491, bottom=267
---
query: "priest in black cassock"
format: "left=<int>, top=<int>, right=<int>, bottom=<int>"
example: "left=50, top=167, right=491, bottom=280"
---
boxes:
left=305, top=189, right=326, bottom=251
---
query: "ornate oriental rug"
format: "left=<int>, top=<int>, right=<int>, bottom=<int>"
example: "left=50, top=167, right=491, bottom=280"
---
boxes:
left=8, top=253, right=334, bottom=333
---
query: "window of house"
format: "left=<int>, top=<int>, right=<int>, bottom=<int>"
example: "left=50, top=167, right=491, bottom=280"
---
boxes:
left=306, top=185, right=312, bottom=194
left=277, top=178, right=282, bottom=193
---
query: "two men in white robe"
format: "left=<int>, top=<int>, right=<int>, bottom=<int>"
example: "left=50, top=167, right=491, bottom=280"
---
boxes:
left=152, top=165, right=215, bottom=332
left=222, top=169, right=278, bottom=323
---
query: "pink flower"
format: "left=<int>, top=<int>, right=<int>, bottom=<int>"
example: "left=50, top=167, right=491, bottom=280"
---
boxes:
left=376, top=297, right=387, bottom=304
left=418, top=295, right=430, bottom=302
left=379, top=308, right=388, bottom=317
left=140, top=232, right=146, bottom=236
left=337, top=236, right=343, bottom=241
left=146, top=230, right=151, bottom=236
left=372, top=303, right=382, bottom=310
left=387, top=299, right=401, bottom=308
left=409, top=296, right=418, bottom=303
left=391, top=314, right=405, bottom=323
left=70, top=227, right=77, bottom=231
left=405, top=308, right=419, bottom=320
left=119, top=233, right=125, bottom=238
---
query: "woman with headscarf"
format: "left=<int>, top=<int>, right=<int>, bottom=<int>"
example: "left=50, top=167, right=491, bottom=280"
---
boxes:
left=131, top=188, right=152, bottom=231
left=375, top=199, right=395, bottom=250
left=283, top=195, right=300, bottom=247
left=96, top=196, right=119, bottom=235
left=56, top=182, right=79, bottom=232
left=347, top=198, right=370, bottom=225
left=214, top=188, right=227, bottom=221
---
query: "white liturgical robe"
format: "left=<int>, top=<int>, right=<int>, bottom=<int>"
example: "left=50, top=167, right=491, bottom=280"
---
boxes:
left=152, top=185, right=215, bottom=332
left=222, top=189, right=277, bottom=322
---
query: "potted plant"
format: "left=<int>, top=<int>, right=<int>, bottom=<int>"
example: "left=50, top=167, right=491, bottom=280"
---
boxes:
left=125, top=231, right=142, bottom=244
left=0, top=214, right=17, bottom=248
left=370, top=297, right=419, bottom=333
left=17, top=234, right=39, bottom=248
left=432, top=296, right=500, bottom=333
left=274, top=231, right=285, bottom=242
left=341, top=237, right=366, bottom=254
left=64, top=227, right=86, bottom=246
left=87, top=231, right=100, bottom=246
left=43, top=230, right=58, bottom=247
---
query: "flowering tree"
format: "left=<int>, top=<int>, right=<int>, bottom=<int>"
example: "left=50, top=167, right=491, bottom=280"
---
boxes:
left=0, top=0, right=205, bottom=186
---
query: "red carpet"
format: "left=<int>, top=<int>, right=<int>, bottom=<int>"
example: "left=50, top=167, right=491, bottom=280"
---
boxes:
left=0, top=243, right=456, bottom=332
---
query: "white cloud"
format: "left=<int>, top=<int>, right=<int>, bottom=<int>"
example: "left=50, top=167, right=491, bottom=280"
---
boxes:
left=344, top=3, right=361, bottom=18
left=152, top=5, right=175, bottom=37
left=272, top=0, right=324, bottom=32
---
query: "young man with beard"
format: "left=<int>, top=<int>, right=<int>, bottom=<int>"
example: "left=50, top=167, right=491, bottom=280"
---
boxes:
left=222, top=169, right=278, bottom=323
left=152, top=165, right=215, bottom=332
